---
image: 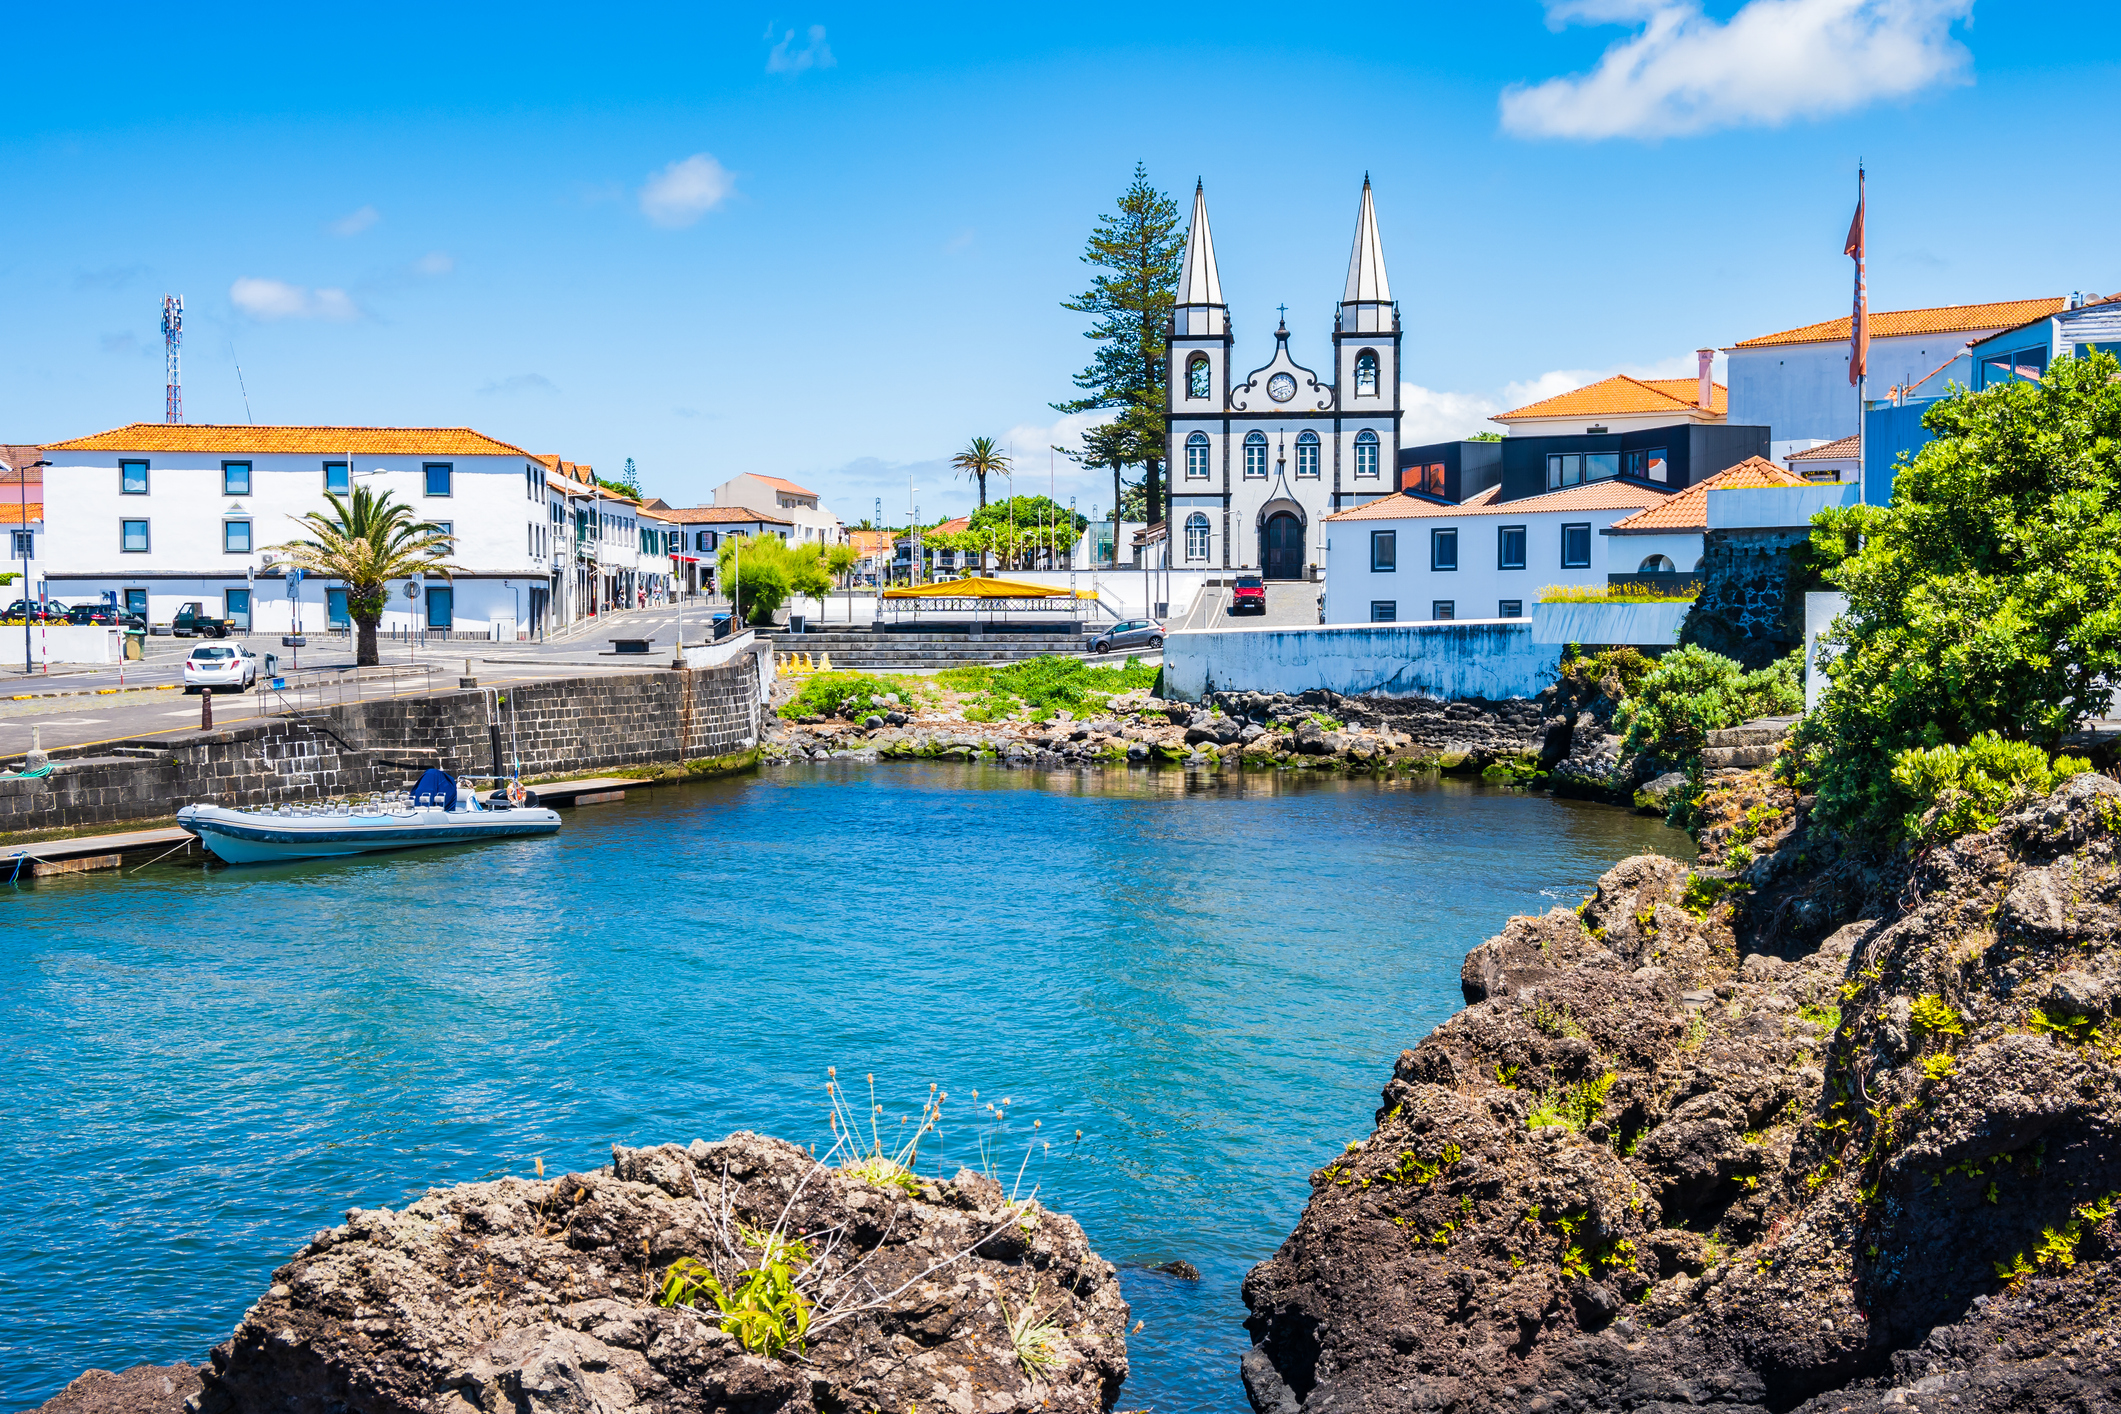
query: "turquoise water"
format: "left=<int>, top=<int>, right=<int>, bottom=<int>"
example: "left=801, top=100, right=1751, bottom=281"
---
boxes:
left=0, top=764, right=1687, bottom=1410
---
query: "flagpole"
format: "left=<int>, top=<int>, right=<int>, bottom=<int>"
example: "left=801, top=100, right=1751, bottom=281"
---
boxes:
left=1846, top=162, right=1869, bottom=505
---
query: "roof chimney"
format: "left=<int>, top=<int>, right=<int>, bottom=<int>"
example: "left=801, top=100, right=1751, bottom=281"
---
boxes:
left=1696, top=348, right=1715, bottom=411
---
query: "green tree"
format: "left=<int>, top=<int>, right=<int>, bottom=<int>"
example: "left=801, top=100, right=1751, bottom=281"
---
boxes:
left=1796, top=350, right=2121, bottom=836
left=950, top=437, right=1009, bottom=511
left=1056, top=163, right=1183, bottom=530
left=270, top=487, right=459, bottom=666
left=616, top=458, right=643, bottom=498
left=715, top=535, right=832, bottom=625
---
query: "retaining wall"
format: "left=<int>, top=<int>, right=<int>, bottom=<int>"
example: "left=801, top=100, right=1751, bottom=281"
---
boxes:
left=0, top=657, right=761, bottom=835
left=1161, top=620, right=1559, bottom=703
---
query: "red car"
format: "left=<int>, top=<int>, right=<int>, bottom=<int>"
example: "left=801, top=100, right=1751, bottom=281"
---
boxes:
left=1230, top=574, right=1266, bottom=615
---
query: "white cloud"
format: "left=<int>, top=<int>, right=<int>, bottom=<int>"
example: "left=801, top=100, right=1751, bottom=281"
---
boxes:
left=766, top=24, right=835, bottom=75
left=1500, top=0, right=1974, bottom=140
left=414, top=251, right=455, bottom=276
left=479, top=373, right=558, bottom=397
left=639, top=154, right=736, bottom=229
left=1402, top=351, right=1725, bottom=441
left=229, top=277, right=358, bottom=321
left=329, top=204, right=380, bottom=236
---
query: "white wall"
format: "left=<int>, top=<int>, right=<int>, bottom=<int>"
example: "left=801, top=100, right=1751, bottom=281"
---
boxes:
left=1529, top=601, right=1690, bottom=647
left=1321, top=505, right=1642, bottom=625
left=1163, top=620, right=1560, bottom=702
left=1728, top=334, right=1981, bottom=443
left=1804, top=591, right=1849, bottom=713
left=715, top=475, right=842, bottom=544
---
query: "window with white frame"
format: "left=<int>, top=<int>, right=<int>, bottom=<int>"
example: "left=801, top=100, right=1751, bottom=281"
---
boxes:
left=1184, top=512, right=1210, bottom=561
left=1296, top=430, right=1320, bottom=478
left=1244, top=432, right=1268, bottom=478
left=1498, top=525, right=1526, bottom=570
left=1561, top=523, right=1592, bottom=568
left=1354, top=430, right=1380, bottom=478
left=9, top=530, right=30, bottom=558
left=1370, top=529, right=1395, bottom=571
left=1431, top=527, right=1458, bottom=571
left=1186, top=431, right=1211, bottom=479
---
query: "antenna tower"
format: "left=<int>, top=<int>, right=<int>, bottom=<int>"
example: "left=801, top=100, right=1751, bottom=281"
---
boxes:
left=161, top=295, right=184, bottom=423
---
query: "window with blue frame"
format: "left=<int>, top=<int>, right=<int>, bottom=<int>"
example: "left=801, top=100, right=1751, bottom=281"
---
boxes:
left=324, top=461, right=350, bottom=495
left=424, top=462, right=453, bottom=496
left=121, top=460, right=149, bottom=495
left=223, top=519, right=251, bottom=553
left=1981, top=345, right=2049, bottom=388
left=222, top=462, right=251, bottom=495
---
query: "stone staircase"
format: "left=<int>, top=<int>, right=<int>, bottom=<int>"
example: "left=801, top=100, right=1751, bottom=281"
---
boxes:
left=1701, top=715, right=1797, bottom=771
left=756, top=629, right=1092, bottom=670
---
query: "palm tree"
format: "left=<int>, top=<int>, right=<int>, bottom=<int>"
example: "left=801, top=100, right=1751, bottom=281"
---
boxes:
left=950, top=437, right=1010, bottom=511
left=270, top=486, right=460, bottom=666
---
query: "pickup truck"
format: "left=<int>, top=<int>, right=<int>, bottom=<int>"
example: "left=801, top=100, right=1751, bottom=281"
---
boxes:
left=171, top=602, right=232, bottom=638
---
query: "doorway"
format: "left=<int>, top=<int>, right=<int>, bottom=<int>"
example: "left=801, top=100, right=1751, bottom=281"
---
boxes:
left=1262, top=512, right=1307, bottom=580
left=224, top=588, right=252, bottom=632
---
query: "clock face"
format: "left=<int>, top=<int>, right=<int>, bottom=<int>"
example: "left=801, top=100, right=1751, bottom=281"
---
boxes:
left=1268, top=372, right=1297, bottom=403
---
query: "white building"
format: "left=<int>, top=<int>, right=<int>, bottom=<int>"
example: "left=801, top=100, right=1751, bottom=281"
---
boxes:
left=1, top=453, right=42, bottom=601
left=1600, top=457, right=1806, bottom=574
left=658, top=506, right=796, bottom=595
left=711, top=473, right=842, bottom=544
left=1319, top=481, right=1667, bottom=625
left=1166, top=178, right=1400, bottom=580
left=40, top=424, right=556, bottom=638
left=1724, top=296, right=2065, bottom=456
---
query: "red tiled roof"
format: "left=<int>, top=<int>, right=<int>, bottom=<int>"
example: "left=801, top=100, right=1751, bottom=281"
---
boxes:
left=656, top=505, right=793, bottom=526
left=1731, top=297, right=2067, bottom=349
left=1324, top=480, right=1670, bottom=522
left=1788, top=435, right=1860, bottom=462
left=1606, top=458, right=1805, bottom=533
left=1494, top=375, right=1725, bottom=423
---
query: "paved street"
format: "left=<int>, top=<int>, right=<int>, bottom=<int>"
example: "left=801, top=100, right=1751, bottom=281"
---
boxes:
left=1175, top=580, right=1322, bottom=630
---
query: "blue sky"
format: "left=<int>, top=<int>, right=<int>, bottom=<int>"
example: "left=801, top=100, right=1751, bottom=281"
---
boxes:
left=6, top=1, right=2115, bottom=521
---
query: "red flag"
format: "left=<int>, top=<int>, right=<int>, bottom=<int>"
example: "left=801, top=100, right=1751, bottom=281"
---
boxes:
left=1845, top=167, right=1867, bottom=386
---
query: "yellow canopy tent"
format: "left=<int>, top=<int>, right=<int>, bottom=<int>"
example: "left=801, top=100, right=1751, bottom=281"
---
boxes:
left=881, top=576, right=1096, bottom=601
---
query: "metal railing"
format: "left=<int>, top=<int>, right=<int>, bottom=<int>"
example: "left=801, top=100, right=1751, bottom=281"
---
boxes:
left=261, top=663, right=436, bottom=715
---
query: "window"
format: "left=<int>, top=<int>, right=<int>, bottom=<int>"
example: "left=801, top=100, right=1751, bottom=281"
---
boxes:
left=219, top=461, right=252, bottom=496
left=121, top=519, right=150, bottom=552
left=1187, top=354, right=1211, bottom=400
left=1585, top=452, right=1618, bottom=482
left=1370, top=529, right=1396, bottom=571
left=1183, top=512, right=1210, bottom=561
left=1546, top=454, right=1583, bottom=489
left=1370, top=600, right=1396, bottom=622
left=1432, top=601, right=1454, bottom=621
left=1561, top=522, right=1592, bottom=568
left=425, top=585, right=453, bottom=629
left=1498, top=525, right=1526, bottom=570
left=120, top=460, right=149, bottom=495
left=1638, top=554, right=1675, bottom=573
left=124, top=588, right=147, bottom=617
left=1244, top=431, right=1268, bottom=478
left=1417, top=461, right=1445, bottom=497
left=324, top=461, right=351, bottom=495
left=1355, top=350, right=1379, bottom=397
left=326, top=588, right=350, bottom=627
left=424, top=462, right=453, bottom=496
left=1186, top=431, right=1211, bottom=479
left=1431, top=527, right=1458, bottom=571
left=431, top=521, right=453, bottom=551
left=1499, top=600, right=1522, bottom=618
left=9, top=530, right=29, bottom=558
left=1354, top=430, right=1380, bottom=478
left=1296, top=430, right=1320, bottom=478
left=223, top=519, right=252, bottom=553
left=1624, top=447, right=1669, bottom=482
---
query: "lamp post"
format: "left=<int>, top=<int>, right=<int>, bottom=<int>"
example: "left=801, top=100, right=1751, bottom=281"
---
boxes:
left=12, top=459, right=50, bottom=675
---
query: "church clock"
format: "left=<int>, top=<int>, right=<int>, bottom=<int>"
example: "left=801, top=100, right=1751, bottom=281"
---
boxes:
left=1267, top=373, right=1296, bottom=403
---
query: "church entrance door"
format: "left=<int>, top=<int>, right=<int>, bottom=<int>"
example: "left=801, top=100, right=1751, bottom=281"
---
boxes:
left=1262, top=512, right=1306, bottom=580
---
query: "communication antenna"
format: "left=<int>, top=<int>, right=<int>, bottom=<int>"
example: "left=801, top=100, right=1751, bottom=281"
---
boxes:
left=161, top=295, right=184, bottom=423
left=229, top=342, right=254, bottom=423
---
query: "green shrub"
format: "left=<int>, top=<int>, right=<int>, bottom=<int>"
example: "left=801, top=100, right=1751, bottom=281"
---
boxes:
left=1559, top=645, right=1659, bottom=700
left=779, top=672, right=926, bottom=721
left=1528, top=1073, right=1616, bottom=1132
left=1540, top=582, right=1698, bottom=604
left=1888, top=732, right=2090, bottom=843
left=936, top=655, right=1157, bottom=720
left=1612, top=645, right=1803, bottom=765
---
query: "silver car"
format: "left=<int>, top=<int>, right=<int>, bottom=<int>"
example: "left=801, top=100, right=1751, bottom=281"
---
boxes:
left=1091, top=619, right=1164, bottom=654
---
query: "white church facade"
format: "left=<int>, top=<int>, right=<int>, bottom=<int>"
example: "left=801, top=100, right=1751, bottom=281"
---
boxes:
left=1166, top=177, right=1402, bottom=578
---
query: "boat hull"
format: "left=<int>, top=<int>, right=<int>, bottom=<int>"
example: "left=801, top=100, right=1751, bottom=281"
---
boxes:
left=177, top=804, right=562, bottom=864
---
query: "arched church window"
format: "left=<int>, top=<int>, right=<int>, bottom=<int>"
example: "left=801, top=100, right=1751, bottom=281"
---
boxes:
left=1185, top=512, right=1211, bottom=561
left=1295, top=430, right=1320, bottom=478
left=1186, top=431, right=1211, bottom=480
left=1354, top=430, right=1380, bottom=478
left=1187, top=354, right=1212, bottom=401
left=1355, top=350, right=1379, bottom=397
left=1244, top=432, right=1268, bottom=478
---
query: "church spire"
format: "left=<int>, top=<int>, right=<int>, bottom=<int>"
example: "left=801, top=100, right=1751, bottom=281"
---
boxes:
left=1179, top=179, right=1224, bottom=308
left=1342, top=174, right=1391, bottom=306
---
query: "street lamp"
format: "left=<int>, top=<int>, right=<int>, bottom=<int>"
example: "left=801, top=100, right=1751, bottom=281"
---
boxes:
left=11, top=458, right=51, bottom=675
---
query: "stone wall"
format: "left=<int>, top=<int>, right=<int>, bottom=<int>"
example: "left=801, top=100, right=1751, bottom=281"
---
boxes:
left=0, top=658, right=761, bottom=835
left=1681, top=526, right=1816, bottom=668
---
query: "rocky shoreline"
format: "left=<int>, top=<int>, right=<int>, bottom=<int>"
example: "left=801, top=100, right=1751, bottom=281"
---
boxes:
left=1240, top=767, right=2121, bottom=1413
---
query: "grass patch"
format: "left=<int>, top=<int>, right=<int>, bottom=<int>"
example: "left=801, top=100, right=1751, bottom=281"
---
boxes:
left=1539, top=582, right=1698, bottom=605
left=936, top=655, right=1158, bottom=722
left=779, top=672, right=928, bottom=721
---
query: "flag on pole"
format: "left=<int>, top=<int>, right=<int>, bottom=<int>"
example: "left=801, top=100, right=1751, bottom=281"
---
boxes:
left=1845, top=166, right=1868, bottom=386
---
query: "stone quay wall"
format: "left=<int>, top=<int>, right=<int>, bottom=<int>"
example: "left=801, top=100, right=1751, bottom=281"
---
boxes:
left=0, top=658, right=761, bottom=835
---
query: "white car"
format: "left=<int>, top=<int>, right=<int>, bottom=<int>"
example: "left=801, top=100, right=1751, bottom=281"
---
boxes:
left=183, top=644, right=258, bottom=693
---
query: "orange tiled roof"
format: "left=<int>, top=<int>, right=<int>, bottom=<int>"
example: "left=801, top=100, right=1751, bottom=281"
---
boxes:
left=1493, top=375, right=1725, bottom=423
left=1325, top=481, right=1670, bottom=522
left=751, top=474, right=819, bottom=498
left=847, top=530, right=895, bottom=554
left=1731, top=297, right=2067, bottom=350
left=1788, top=435, right=1860, bottom=462
left=0, top=501, right=40, bottom=526
left=44, top=424, right=534, bottom=456
left=1606, top=458, right=1805, bottom=533
left=657, top=505, right=793, bottom=526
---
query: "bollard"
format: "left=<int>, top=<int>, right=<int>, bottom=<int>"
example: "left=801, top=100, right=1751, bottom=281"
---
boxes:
left=819, top=651, right=832, bottom=671
left=801, top=652, right=813, bottom=671
left=200, top=685, right=214, bottom=730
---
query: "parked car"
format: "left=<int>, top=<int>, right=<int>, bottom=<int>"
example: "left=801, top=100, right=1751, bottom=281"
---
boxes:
left=2, top=598, right=67, bottom=622
left=182, top=643, right=258, bottom=693
left=172, top=602, right=232, bottom=638
left=1091, top=619, right=1164, bottom=655
left=66, top=603, right=143, bottom=628
left=1229, top=574, right=1267, bottom=615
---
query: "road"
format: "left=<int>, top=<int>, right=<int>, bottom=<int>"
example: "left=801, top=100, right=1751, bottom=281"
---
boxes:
left=1175, top=580, right=1322, bottom=630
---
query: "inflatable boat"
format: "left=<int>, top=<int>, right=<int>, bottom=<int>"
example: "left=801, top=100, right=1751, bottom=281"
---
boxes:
left=178, top=769, right=561, bottom=864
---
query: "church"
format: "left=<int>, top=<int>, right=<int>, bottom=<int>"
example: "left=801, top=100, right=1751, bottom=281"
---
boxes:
left=1166, top=177, right=1402, bottom=578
